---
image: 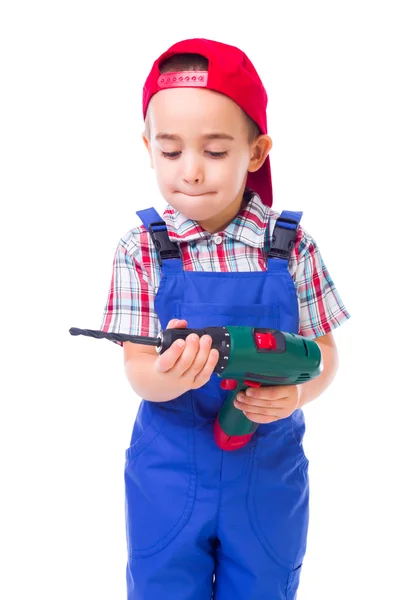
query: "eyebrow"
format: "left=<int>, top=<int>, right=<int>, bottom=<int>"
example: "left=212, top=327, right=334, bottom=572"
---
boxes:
left=155, top=133, right=235, bottom=141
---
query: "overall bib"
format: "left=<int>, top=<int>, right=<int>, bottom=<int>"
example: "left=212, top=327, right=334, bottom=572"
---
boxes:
left=124, top=207, right=310, bottom=600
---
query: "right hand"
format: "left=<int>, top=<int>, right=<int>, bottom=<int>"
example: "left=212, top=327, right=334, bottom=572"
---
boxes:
left=154, top=319, right=220, bottom=391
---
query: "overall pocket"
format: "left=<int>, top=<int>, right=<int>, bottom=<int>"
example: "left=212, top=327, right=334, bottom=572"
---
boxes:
left=175, top=301, right=282, bottom=328
left=286, top=564, right=303, bottom=599
left=124, top=404, right=197, bottom=558
left=246, top=424, right=310, bottom=569
left=125, top=401, right=163, bottom=461
left=288, top=408, right=310, bottom=470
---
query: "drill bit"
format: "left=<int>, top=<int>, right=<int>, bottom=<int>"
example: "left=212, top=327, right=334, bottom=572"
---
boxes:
left=69, top=327, right=160, bottom=347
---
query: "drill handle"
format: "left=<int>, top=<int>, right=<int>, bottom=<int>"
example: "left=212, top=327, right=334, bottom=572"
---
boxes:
left=214, top=380, right=260, bottom=451
left=224, top=384, right=259, bottom=434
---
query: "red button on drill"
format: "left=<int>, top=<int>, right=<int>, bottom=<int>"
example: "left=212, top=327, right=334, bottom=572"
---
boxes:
left=220, top=379, right=238, bottom=390
left=244, top=380, right=261, bottom=388
left=254, top=332, right=277, bottom=350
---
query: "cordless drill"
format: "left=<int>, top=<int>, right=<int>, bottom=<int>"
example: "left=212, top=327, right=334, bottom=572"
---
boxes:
left=69, top=325, right=323, bottom=450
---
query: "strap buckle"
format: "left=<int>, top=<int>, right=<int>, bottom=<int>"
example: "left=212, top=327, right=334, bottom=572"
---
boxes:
left=148, top=221, right=181, bottom=266
left=268, top=217, right=299, bottom=260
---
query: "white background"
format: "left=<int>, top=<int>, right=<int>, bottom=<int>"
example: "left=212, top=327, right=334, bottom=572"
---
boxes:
left=1, top=1, right=419, bottom=598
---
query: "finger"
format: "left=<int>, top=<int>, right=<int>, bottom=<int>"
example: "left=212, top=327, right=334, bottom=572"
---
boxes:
left=191, top=350, right=220, bottom=388
left=238, top=395, right=281, bottom=409
left=154, top=337, right=187, bottom=373
left=175, top=333, right=202, bottom=376
left=244, top=388, right=289, bottom=402
left=186, top=334, right=213, bottom=376
left=242, top=412, right=279, bottom=424
left=166, top=318, right=188, bottom=329
left=189, top=337, right=219, bottom=387
left=234, top=399, right=285, bottom=417
left=155, top=332, right=210, bottom=376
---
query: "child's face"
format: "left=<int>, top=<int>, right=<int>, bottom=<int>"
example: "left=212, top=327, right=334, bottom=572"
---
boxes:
left=143, top=87, right=270, bottom=232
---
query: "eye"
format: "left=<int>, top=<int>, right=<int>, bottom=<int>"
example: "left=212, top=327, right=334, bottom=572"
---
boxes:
left=207, top=151, right=228, bottom=158
left=160, top=150, right=228, bottom=160
left=161, top=151, right=181, bottom=159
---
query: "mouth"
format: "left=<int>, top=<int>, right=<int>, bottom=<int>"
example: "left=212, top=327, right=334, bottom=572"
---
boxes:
left=180, top=192, right=215, bottom=197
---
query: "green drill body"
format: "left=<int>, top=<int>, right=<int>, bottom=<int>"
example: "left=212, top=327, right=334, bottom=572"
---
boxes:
left=214, top=326, right=322, bottom=441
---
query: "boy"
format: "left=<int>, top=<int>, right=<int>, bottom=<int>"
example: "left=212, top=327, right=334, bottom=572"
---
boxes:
left=100, top=38, right=350, bottom=600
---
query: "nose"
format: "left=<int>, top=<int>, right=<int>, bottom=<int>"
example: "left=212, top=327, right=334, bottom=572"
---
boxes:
left=181, top=154, right=204, bottom=186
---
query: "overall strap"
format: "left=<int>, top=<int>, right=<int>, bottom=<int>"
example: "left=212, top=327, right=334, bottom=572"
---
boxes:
left=268, top=210, right=303, bottom=262
left=136, top=207, right=303, bottom=266
left=136, top=207, right=181, bottom=267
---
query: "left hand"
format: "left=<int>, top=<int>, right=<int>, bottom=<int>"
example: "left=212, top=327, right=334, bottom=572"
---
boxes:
left=234, top=385, right=302, bottom=423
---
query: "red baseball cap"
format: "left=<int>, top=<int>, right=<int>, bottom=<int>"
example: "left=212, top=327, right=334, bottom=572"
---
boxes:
left=142, top=38, right=273, bottom=207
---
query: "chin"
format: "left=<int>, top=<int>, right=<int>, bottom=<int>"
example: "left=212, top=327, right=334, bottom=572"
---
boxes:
left=183, top=208, right=216, bottom=222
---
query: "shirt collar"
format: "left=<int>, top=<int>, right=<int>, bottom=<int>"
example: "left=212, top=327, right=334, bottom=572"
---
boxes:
left=162, top=192, right=271, bottom=248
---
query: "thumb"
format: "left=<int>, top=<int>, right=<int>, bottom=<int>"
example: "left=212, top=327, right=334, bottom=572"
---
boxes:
left=166, top=318, right=188, bottom=329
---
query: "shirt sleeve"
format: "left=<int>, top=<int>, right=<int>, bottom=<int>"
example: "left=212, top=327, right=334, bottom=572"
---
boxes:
left=99, top=231, right=161, bottom=347
left=294, top=229, right=351, bottom=339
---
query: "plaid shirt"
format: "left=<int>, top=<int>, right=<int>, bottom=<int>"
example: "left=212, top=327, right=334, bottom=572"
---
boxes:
left=100, top=193, right=350, bottom=346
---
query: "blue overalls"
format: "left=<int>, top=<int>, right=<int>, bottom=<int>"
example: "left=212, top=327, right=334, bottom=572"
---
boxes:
left=124, top=206, right=309, bottom=600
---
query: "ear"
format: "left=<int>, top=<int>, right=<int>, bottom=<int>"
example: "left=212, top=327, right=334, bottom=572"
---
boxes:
left=248, top=135, right=273, bottom=173
left=142, top=133, right=154, bottom=169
